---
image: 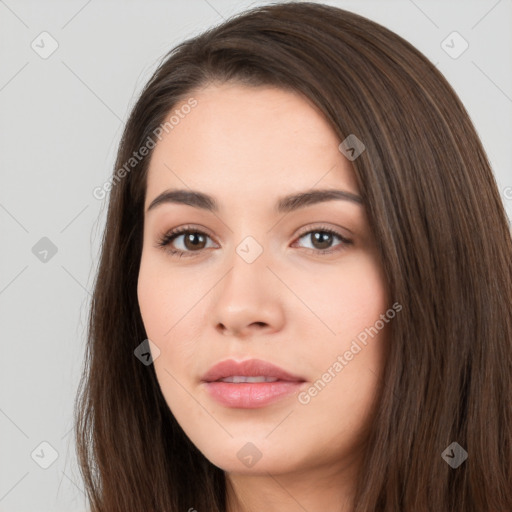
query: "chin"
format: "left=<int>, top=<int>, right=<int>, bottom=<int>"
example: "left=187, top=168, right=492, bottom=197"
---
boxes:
left=197, top=437, right=303, bottom=475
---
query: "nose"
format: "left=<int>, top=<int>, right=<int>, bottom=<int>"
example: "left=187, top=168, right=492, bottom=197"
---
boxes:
left=212, top=247, right=286, bottom=339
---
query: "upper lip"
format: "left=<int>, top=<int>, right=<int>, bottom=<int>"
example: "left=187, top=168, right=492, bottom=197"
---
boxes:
left=201, top=358, right=306, bottom=383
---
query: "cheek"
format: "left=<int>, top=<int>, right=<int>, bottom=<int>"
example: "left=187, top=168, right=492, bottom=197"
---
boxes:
left=295, top=251, right=389, bottom=340
left=338, top=255, right=389, bottom=330
left=137, top=255, right=183, bottom=360
left=298, top=315, right=390, bottom=455
left=137, top=264, right=168, bottom=340
left=137, top=255, right=202, bottom=375
left=297, top=251, right=389, bottom=416
left=137, top=250, right=189, bottom=336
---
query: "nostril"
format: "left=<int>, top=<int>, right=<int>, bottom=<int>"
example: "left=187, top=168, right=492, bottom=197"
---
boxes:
left=252, top=322, right=267, bottom=327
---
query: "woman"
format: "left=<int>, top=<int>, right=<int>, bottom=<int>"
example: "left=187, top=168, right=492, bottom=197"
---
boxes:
left=75, top=2, right=512, bottom=511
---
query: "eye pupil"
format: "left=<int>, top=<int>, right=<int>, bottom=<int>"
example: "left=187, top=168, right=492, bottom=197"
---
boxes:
left=184, top=232, right=206, bottom=250
left=312, top=231, right=333, bottom=250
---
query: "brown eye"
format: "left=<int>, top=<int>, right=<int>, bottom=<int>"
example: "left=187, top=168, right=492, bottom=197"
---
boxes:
left=294, top=227, right=352, bottom=255
left=308, top=231, right=335, bottom=250
left=156, top=225, right=352, bottom=258
left=156, top=227, right=216, bottom=257
left=181, top=232, right=208, bottom=251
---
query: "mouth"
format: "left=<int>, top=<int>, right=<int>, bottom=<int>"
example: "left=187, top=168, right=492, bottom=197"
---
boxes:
left=214, top=376, right=281, bottom=383
left=201, top=357, right=306, bottom=383
left=201, top=358, right=307, bottom=408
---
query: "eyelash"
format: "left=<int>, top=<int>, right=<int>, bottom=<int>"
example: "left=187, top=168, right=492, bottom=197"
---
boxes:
left=155, top=224, right=353, bottom=259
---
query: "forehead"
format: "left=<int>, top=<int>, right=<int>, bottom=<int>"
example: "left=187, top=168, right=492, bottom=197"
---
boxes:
left=145, top=82, right=360, bottom=209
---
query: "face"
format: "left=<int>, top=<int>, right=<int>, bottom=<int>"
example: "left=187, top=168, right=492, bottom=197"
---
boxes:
left=137, top=82, right=391, bottom=478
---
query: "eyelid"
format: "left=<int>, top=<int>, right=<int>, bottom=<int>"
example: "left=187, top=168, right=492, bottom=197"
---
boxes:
left=294, top=223, right=352, bottom=241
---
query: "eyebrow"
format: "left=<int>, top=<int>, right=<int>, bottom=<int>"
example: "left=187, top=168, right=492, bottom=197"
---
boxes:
left=146, top=188, right=364, bottom=214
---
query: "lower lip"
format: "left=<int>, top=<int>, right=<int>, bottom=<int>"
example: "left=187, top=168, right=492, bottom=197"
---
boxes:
left=202, top=380, right=305, bottom=408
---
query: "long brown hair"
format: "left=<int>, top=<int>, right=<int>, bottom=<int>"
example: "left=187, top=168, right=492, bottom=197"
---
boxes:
left=75, top=2, right=512, bottom=510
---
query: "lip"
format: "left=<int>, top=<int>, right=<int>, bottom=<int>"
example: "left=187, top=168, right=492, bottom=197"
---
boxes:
left=201, top=358, right=307, bottom=409
left=201, top=358, right=305, bottom=383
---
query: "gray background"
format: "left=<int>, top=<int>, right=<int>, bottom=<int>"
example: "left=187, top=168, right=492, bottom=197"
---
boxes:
left=1, top=0, right=510, bottom=510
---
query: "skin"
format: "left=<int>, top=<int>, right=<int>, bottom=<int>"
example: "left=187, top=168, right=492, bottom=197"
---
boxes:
left=137, top=82, right=391, bottom=512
